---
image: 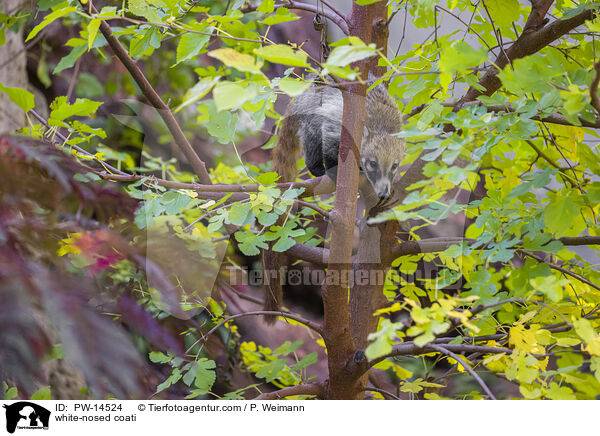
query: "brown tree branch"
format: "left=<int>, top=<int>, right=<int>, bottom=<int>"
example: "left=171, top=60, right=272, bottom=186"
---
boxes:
left=522, top=250, right=600, bottom=293
left=287, top=233, right=600, bottom=268
left=482, top=103, right=600, bottom=128
left=434, top=100, right=600, bottom=128
left=523, top=1, right=555, bottom=34
left=253, top=382, right=324, bottom=400
left=185, top=310, right=324, bottom=357
left=390, top=235, right=600, bottom=259
left=382, top=342, right=513, bottom=360
left=466, top=297, right=571, bottom=326
left=82, top=1, right=212, bottom=184
left=287, top=243, right=329, bottom=266
left=457, top=6, right=596, bottom=106
left=591, top=62, right=600, bottom=116
left=243, top=1, right=349, bottom=34
left=99, top=172, right=336, bottom=197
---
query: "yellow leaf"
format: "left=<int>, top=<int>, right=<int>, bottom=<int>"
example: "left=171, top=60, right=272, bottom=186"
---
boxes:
left=207, top=48, right=264, bottom=75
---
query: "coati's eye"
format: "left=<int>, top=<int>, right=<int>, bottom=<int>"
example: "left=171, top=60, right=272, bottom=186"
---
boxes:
left=367, top=159, right=378, bottom=171
left=391, top=162, right=399, bottom=172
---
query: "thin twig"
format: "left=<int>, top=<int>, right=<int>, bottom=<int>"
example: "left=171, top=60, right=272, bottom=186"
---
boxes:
left=435, top=5, right=491, bottom=50
left=317, top=0, right=348, bottom=25
left=525, top=140, right=577, bottom=187
left=242, top=1, right=348, bottom=34
left=185, top=310, right=324, bottom=357
left=66, top=56, right=82, bottom=103
left=29, top=109, right=128, bottom=176
left=428, top=344, right=497, bottom=400
left=253, top=382, right=323, bottom=400
left=480, top=0, right=511, bottom=67
left=522, top=250, right=600, bottom=294
left=362, top=387, right=401, bottom=400
left=295, top=199, right=330, bottom=219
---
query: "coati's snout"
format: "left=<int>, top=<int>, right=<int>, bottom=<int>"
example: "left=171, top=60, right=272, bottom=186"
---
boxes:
left=360, top=154, right=400, bottom=200
left=360, top=134, right=405, bottom=201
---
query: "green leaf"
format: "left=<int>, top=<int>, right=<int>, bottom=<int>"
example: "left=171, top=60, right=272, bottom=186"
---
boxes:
left=48, top=97, right=103, bottom=126
left=257, top=0, right=275, bottom=14
left=128, top=0, right=162, bottom=22
left=261, top=8, right=300, bottom=25
left=545, top=382, right=576, bottom=400
left=161, top=191, right=191, bottom=214
left=400, top=378, right=444, bottom=394
left=130, top=26, right=162, bottom=58
left=560, top=84, right=590, bottom=115
left=543, top=191, right=584, bottom=236
left=256, top=172, right=279, bottom=185
left=265, top=221, right=305, bottom=252
left=184, top=359, right=216, bottom=394
left=278, top=77, right=311, bottom=97
left=75, top=73, right=105, bottom=99
left=254, top=44, right=309, bottom=67
left=213, top=81, right=258, bottom=111
left=87, top=19, right=101, bottom=50
left=290, top=352, right=318, bottom=372
left=439, top=41, right=487, bottom=74
left=3, top=384, right=18, bottom=401
left=203, top=102, right=238, bottom=143
left=257, top=211, right=278, bottom=226
left=0, top=82, right=35, bottom=112
left=365, top=319, right=401, bottom=360
left=497, top=55, right=561, bottom=95
left=235, top=230, right=268, bottom=256
left=30, top=386, right=51, bottom=400
left=325, top=43, right=377, bottom=68
left=54, top=45, right=87, bottom=74
left=26, top=7, right=77, bottom=42
left=255, top=358, right=286, bottom=382
left=156, top=368, right=182, bottom=393
left=273, top=340, right=303, bottom=356
left=505, top=350, right=538, bottom=383
left=485, top=0, right=520, bottom=32
left=176, top=32, right=211, bottom=65
left=228, top=202, right=252, bottom=226
left=175, top=76, right=220, bottom=113
left=149, top=351, right=172, bottom=363
left=530, top=275, right=568, bottom=302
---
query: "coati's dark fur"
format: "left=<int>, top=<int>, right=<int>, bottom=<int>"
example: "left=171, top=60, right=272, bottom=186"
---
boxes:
left=263, top=79, right=406, bottom=324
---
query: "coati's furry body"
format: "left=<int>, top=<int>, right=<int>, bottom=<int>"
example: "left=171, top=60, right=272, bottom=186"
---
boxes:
left=263, top=80, right=406, bottom=323
left=273, top=81, right=406, bottom=199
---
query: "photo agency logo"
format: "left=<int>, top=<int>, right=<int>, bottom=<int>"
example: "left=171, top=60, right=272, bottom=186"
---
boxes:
left=3, top=402, right=50, bottom=433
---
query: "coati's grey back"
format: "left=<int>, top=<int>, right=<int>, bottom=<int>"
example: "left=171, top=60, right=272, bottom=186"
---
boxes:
left=286, top=85, right=344, bottom=177
left=285, top=81, right=406, bottom=199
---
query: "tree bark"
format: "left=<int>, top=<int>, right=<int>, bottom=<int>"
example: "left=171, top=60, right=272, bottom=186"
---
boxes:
left=323, top=1, right=388, bottom=400
left=0, top=0, right=27, bottom=135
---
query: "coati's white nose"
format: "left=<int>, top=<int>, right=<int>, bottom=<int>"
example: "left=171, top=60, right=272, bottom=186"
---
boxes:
left=375, top=180, right=391, bottom=200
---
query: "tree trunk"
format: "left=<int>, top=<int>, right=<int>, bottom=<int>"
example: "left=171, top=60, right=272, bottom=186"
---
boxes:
left=323, top=1, right=389, bottom=400
left=0, top=0, right=27, bottom=135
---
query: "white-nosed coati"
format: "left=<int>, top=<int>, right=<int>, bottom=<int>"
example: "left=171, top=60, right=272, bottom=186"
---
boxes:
left=262, top=78, right=406, bottom=324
